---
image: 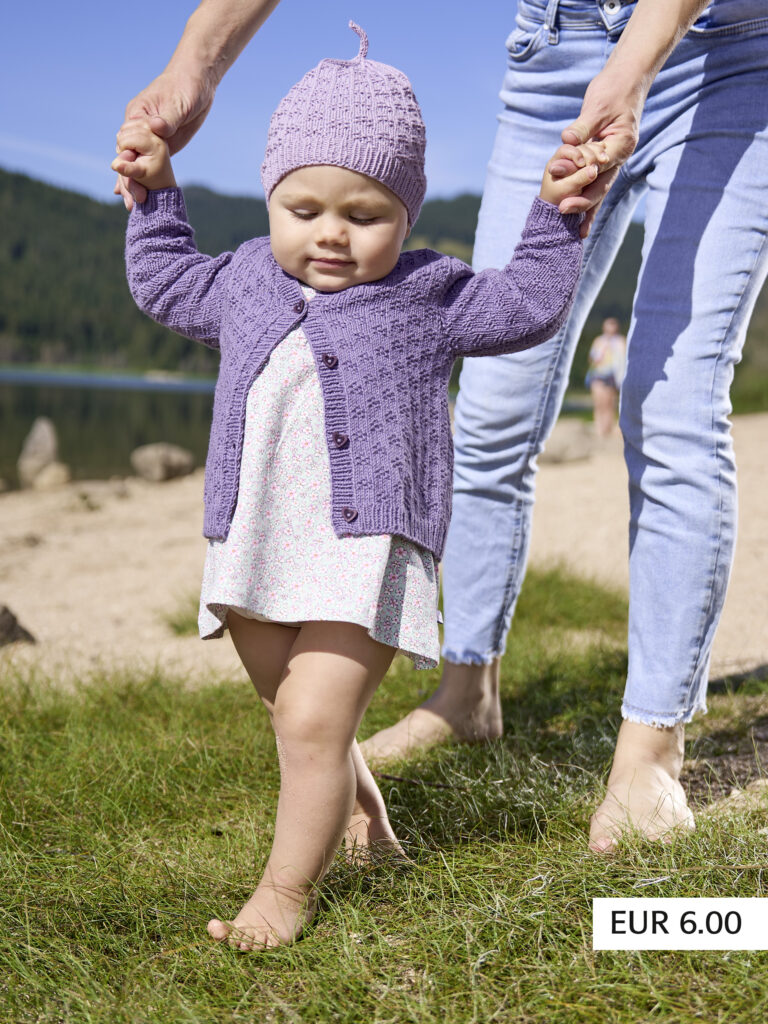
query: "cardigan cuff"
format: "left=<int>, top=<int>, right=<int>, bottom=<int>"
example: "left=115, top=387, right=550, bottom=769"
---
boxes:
left=132, top=186, right=188, bottom=220
left=527, top=196, right=583, bottom=240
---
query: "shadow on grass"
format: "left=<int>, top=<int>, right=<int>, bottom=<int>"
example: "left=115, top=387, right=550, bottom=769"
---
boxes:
left=364, top=567, right=632, bottom=853
left=709, top=662, right=768, bottom=692
left=682, top=711, right=768, bottom=805
left=367, top=569, right=768, bottom=852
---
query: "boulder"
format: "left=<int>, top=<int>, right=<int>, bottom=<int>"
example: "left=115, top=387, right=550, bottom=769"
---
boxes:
left=17, top=416, right=59, bottom=487
left=0, top=605, right=36, bottom=647
left=31, top=461, right=72, bottom=491
left=539, top=418, right=595, bottom=464
left=130, top=442, right=195, bottom=482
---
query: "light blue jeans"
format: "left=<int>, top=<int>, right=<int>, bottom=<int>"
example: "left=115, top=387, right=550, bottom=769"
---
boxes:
left=443, top=0, right=768, bottom=725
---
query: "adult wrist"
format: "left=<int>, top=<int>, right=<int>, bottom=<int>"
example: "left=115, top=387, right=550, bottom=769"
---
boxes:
left=165, top=49, right=222, bottom=94
left=594, top=53, right=652, bottom=108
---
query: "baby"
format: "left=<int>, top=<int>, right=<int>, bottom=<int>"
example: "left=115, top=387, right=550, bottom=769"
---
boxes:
left=113, top=23, right=604, bottom=950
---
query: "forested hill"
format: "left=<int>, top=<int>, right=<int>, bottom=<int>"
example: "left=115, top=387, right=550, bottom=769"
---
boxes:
left=0, top=170, right=273, bottom=375
left=1, top=167, right=766, bottom=403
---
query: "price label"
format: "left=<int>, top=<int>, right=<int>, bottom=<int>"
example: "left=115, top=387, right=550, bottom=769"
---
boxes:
left=593, top=898, right=768, bottom=950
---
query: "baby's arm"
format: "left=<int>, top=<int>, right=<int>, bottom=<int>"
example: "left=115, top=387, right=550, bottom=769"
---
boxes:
left=114, top=121, right=233, bottom=346
left=440, top=199, right=583, bottom=359
left=437, top=141, right=608, bottom=357
left=111, top=119, right=177, bottom=192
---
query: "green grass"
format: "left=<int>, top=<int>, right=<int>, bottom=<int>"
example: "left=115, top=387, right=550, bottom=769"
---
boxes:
left=2, top=568, right=767, bottom=1023
left=165, top=594, right=201, bottom=637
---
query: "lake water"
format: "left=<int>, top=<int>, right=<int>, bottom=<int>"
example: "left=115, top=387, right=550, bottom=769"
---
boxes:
left=0, top=370, right=215, bottom=487
left=0, top=367, right=592, bottom=489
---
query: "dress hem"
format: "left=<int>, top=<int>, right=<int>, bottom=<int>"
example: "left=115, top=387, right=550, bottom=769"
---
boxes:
left=199, top=600, right=438, bottom=670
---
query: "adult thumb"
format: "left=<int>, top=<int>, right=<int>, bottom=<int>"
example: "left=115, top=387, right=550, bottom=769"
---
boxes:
left=561, top=120, right=592, bottom=147
left=147, top=115, right=176, bottom=139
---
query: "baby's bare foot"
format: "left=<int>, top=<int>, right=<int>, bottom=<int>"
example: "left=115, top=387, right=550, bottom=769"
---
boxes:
left=589, top=720, right=695, bottom=852
left=346, top=741, right=411, bottom=865
left=207, top=883, right=316, bottom=951
left=344, top=807, right=410, bottom=865
left=360, top=661, right=503, bottom=765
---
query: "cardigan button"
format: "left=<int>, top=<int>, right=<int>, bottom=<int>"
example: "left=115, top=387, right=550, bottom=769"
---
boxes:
left=342, top=507, right=358, bottom=523
left=293, top=300, right=305, bottom=314
left=332, top=431, right=349, bottom=449
left=322, top=353, right=339, bottom=369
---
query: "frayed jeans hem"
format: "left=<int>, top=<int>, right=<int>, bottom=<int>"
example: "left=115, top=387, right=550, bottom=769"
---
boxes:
left=441, top=647, right=499, bottom=667
left=621, top=699, right=707, bottom=729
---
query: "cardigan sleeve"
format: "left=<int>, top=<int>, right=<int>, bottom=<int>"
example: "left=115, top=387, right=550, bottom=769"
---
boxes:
left=439, top=198, right=583, bottom=358
left=125, top=187, right=234, bottom=349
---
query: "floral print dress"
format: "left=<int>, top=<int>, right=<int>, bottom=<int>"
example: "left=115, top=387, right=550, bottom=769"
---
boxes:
left=198, top=288, right=440, bottom=669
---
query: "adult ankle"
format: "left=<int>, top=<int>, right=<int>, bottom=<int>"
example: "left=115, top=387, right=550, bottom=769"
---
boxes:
left=428, top=659, right=500, bottom=708
left=614, top=720, right=685, bottom=775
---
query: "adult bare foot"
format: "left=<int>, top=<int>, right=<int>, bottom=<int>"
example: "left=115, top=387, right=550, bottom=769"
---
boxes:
left=589, top=720, right=695, bottom=853
left=207, top=882, right=316, bottom=951
left=359, top=659, right=503, bottom=764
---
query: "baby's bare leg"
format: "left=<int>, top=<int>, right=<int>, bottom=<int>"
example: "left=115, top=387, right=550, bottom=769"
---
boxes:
left=208, top=619, right=395, bottom=950
left=225, top=612, right=403, bottom=863
left=226, top=612, right=300, bottom=715
left=345, top=740, right=409, bottom=863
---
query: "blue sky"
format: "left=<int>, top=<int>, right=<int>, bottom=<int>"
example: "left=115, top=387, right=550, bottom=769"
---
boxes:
left=1, top=1, right=522, bottom=203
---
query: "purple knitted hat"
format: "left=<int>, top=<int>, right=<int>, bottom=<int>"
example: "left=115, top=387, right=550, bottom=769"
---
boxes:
left=261, top=22, right=427, bottom=224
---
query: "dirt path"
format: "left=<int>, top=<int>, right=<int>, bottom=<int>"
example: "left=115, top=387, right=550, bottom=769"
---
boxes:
left=1, top=414, right=765, bottom=684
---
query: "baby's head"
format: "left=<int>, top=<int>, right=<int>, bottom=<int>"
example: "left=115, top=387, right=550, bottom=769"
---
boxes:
left=261, top=23, right=426, bottom=291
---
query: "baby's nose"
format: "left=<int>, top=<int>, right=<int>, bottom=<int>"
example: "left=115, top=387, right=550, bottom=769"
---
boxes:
left=315, top=215, right=348, bottom=245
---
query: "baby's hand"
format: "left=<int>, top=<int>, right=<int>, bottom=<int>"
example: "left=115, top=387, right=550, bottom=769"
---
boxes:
left=111, top=119, right=176, bottom=193
left=540, top=141, right=609, bottom=210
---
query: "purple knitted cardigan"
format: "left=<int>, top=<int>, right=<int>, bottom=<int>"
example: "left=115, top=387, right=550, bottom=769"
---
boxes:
left=126, top=188, right=581, bottom=558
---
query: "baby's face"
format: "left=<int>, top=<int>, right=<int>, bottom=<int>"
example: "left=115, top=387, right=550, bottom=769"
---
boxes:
left=268, top=166, right=410, bottom=291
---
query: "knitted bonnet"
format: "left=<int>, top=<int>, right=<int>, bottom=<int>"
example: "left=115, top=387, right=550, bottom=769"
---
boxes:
left=261, top=22, right=427, bottom=224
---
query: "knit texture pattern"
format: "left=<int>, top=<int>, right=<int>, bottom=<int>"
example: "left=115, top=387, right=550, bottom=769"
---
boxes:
left=125, top=188, right=582, bottom=558
left=261, top=22, right=427, bottom=224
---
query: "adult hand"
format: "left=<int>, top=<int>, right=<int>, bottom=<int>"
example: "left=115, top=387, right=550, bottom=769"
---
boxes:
left=114, top=67, right=216, bottom=210
left=552, top=67, right=647, bottom=237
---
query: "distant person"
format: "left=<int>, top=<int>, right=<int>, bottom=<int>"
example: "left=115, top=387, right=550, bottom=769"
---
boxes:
left=116, top=0, right=768, bottom=854
left=585, top=317, right=626, bottom=437
left=114, top=23, right=597, bottom=949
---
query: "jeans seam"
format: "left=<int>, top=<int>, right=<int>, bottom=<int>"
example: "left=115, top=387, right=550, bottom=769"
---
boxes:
left=681, top=226, right=768, bottom=713
left=687, top=18, right=768, bottom=38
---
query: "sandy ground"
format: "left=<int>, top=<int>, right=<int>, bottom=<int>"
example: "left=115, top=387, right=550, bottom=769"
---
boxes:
left=1, top=413, right=765, bottom=685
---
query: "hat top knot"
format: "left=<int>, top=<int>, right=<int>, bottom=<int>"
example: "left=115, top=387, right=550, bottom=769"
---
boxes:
left=348, top=21, right=368, bottom=61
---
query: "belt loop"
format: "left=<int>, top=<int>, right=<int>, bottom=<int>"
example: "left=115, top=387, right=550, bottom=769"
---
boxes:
left=544, top=0, right=560, bottom=43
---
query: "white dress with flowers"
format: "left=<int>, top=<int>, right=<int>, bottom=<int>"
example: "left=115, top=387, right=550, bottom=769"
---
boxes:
left=198, top=288, right=440, bottom=669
